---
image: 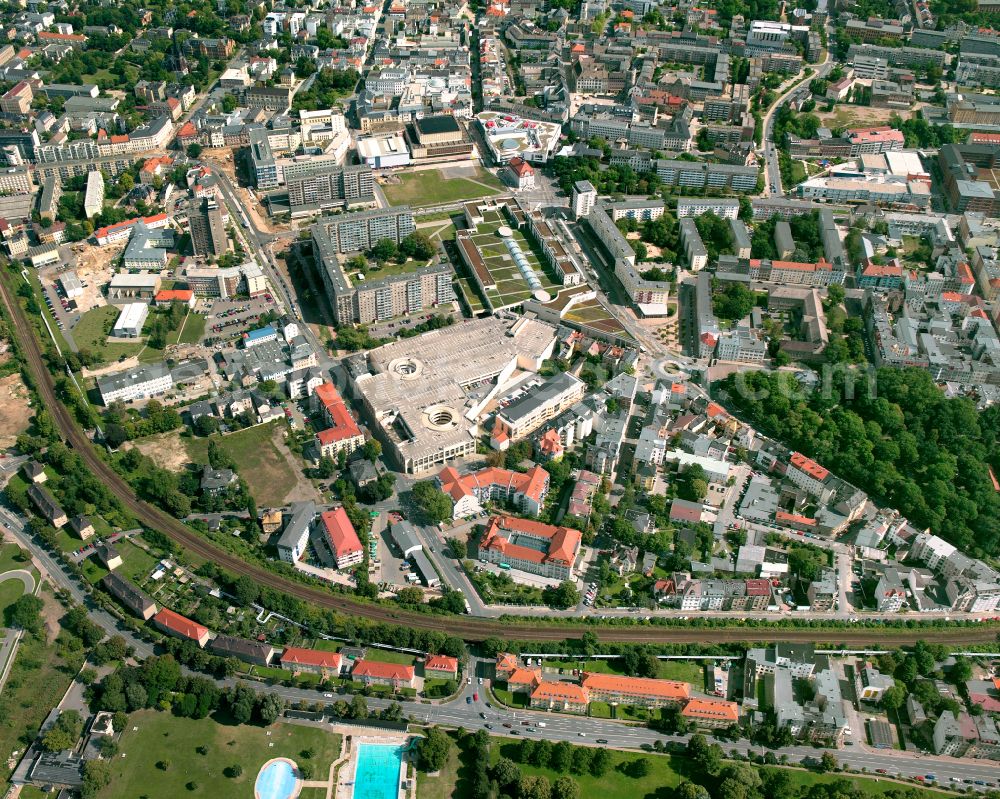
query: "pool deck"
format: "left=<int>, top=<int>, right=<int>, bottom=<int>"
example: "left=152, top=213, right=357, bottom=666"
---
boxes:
left=334, top=733, right=413, bottom=799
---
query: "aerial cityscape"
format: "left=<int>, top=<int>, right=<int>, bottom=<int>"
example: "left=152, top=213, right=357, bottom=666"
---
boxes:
left=0, top=0, right=999, bottom=797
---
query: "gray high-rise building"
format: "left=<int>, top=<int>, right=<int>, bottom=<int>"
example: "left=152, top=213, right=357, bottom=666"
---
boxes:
left=189, top=198, right=228, bottom=257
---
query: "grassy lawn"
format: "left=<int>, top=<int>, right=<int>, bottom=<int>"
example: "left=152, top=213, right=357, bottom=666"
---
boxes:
left=0, top=578, right=24, bottom=616
left=540, top=658, right=703, bottom=686
left=492, top=742, right=687, bottom=797
left=312, top=639, right=342, bottom=653
left=186, top=422, right=298, bottom=507
left=0, top=543, right=30, bottom=574
left=767, top=767, right=952, bottom=797
left=117, top=539, right=161, bottom=582
left=99, top=710, right=342, bottom=798
left=176, top=313, right=207, bottom=345
left=0, top=633, right=77, bottom=787
left=656, top=660, right=705, bottom=685
left=417, top=732, right=463, bottom=799
left=382, top=167, right=504, bottom=207
left=491, top=688, right=528, bottom=709
left=365, top=648, right=416, bottom=666
left=72, top=305, right=143, bottom=363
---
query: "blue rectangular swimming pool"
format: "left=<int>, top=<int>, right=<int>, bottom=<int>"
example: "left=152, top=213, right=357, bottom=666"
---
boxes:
left=351, top=743, right=404, bottom=799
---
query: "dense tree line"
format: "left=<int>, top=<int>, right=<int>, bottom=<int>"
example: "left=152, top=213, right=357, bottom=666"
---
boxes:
left=721, top=368, right=1000, bottom=556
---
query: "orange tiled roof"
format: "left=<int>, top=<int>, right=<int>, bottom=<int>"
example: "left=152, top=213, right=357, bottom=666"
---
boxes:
left=581, top=672, right=690, bottom=700
left=682, top=698, right=739, bottom=723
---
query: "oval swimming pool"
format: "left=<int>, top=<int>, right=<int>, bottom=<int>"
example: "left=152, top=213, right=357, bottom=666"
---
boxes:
left=255, top=758, right=300, bottom=799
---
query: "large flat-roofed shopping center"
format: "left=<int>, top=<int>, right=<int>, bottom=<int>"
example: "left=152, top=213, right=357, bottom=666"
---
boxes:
left=348, top=315, right=557, bottom=473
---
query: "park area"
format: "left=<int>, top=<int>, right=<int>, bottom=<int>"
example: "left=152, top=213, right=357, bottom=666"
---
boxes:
left=461, top=207, right=564, bottom=310
left=96, top=711, right=341, bottom=798
left=381, top=166, right=505, bottom=207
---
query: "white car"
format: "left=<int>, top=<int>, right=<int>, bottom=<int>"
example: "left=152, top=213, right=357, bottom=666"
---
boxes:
left=467, top=677, right=472, bottom=685
left=478, top=677, right=483, bottom=685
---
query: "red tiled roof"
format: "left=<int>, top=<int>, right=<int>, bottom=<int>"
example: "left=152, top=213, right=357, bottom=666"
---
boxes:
left=315, top=382, right=362, bottom=444
left=437, top=464, right=550, bottom=505
left=496, top=652, right=518, bottom=673
left=38, top=31, right=86, bottom=41
left=280, top=647, right=343, bottom=670
left=682, top=698, right=739, bottom=722
left=531, top=680, right=588, bottom=704
left=745, top=578, right=771, bottom=596
left=581, top=672, right=690, bottom=701
left=775, top=510, right=817, bottom=527
left=790, top=451, right=829, bottom=481
left=352, top=659, right=415, bottom=681
left=424, top=654, right=458, bottom=673
left=320, top=507, right=362, bottom=561
left=670, top=499, right=702, bottom=523
left=154, top=608, right=208, bottom=641
left=508, top=156, right=533, bottom=176
left=481, top=516, right=580, bottom=567
left=155, top=289, right=193, bottom=302
left=506, top=667, right=541, bottom=687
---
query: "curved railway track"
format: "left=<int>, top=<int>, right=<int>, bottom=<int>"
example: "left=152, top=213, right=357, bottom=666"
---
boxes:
left=3, top=274, right=998, bottom=645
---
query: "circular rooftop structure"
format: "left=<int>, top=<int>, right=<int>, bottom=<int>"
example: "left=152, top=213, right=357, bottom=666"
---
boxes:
left=422, top=404, right=461, bottom=432
left=497, top=225, right=513, bottom=238
left=533, top=289, right=551, bottom=302
left=387, top=357, right=424, bottom=380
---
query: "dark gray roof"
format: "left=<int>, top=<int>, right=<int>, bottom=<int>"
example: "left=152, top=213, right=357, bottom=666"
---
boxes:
left=102, top=573, right=156, bottom=617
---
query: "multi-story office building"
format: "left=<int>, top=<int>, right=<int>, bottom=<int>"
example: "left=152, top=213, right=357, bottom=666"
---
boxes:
left=311, top=206, right=415, bottom=254
left=189, top=198, right=227, bottom=257
left=495, top=372, right=586, bottom=440
left=285, top=163, right=374, bottom=210
left=97, top=362, right=173, bottom=405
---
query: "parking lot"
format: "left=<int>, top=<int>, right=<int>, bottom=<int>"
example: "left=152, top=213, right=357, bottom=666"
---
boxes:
left=202, top=296, right=277, bottom=344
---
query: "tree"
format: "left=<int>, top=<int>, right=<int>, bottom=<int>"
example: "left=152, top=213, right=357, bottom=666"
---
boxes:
left=570, top=746, right=592, bottom=775
left=186, top=143, right=203, bottom=158
left=6, top=594, right=43, bottom=632
left=949, top=657, right=973, bottom=684
left=412, top=480, right=453, bottom=524
left=550, top=740, right=572, bottom=773
left=819, top=752, right=838, bottom=772
left=416, top=727, right=452, bottom=772
left=826, top=283, right=845, bottom=306
left=42, top=710, right=84, bottom=752
left=552, top=776, right=580, bottom=799
left=713, top=282, right=755, bottom=321
left=881, top=684, right=906, bottom=710
left=350, top=693, right=368, bottom=720
left=493, top=756, right=522, bottom=788
left=519, top=775, right=552, bottom=799
left=687, top=734, right=722, bottom=775
left=256, top=693, right=285, bottom=725
left=399, top=232, right=436, bottom=261
left=225, top=764, right=244, bottom=778
left=544, top=581, right=580, bottom=609
left=370, top=238, right=398, bottom=262
left=589, top=747, right=611, bottom=777
left=81, top=759, right=112, bottom=799
left=630, top=758, right=651, bottom=778
left=363, top=439, right=382, bottom=463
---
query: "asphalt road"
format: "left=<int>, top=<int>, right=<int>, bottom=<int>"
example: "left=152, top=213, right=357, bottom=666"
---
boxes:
left=761, top=46, right=835, bottom=198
